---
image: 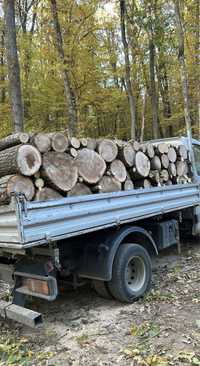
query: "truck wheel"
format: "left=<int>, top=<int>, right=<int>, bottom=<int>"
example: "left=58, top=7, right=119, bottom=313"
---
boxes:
left=108, top=243, right=152, bottom=303
left=93, top=280, right=113, bottom=300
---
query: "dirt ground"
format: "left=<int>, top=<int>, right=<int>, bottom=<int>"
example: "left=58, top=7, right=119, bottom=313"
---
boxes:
left=1, top=240, right=200, bottom=366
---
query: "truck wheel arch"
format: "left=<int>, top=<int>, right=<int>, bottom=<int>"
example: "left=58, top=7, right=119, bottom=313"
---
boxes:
left=78, top=225, right=158, bottom=282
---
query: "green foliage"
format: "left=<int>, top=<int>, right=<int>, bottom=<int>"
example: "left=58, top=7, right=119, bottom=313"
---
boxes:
left=0, top=0, right=199, bottom=139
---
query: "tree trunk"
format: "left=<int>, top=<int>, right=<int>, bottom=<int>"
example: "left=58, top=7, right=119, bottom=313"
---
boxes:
left=4, top=0, right=24, bottom=132
left=0, top=133, right=29, bottom=151
left=76, top=148, right=106, bottom=184
left=50, top=0, right=77, bottom=136
left=140, top=89, right=147, bottom=143
left=0, top=21, right=5, bottom=104
left=149, top=39, right=159, bottom=139
left=174, top=0, right=196, bottom=175
left=42, top=152, right=78, bottom=192
left=0, top=145, right=41, bottom=177
left=120, top=0, right=136, bottom=139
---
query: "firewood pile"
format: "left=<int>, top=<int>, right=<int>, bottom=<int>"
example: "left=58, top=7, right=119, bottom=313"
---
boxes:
left=0, top=132, right=192, bottom=205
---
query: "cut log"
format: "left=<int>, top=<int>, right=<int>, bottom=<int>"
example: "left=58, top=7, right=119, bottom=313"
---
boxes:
left=70, top=137, right=80, bottom=149
left=168, top=163, right=177, bottom=177
left=42, top=152, right=78, bottom=192
left=156, top=143, right=169, bottom=154
left=118, top=144, right=135, bottom=167
left=161, top=154, right=169, bottom=169
left=149, top=170, right=160, bottom=185
left=76, top=148, right=106, bottom=184
left=50, top=132, right=69, bottom=152
left=123, top=179, right=134, bottom=191
left=0, top=145, right=42, bottom=177
left=176, top=161, right=187, bottom=177
left=0, top=174, right=35, bottom=201
left=177, top=145, right=188, bottom=160
left=145, top=143, right=155, bottom=159
left=160, top=169, right=169, bottom=182
left=68, top=183, right=92, bottom=197
left=130, top=152, right=150, bottom=179
left=80, top=138, right=88, bottom=147
left=70, top=148, right=78, bottom=158
left=168, top=147, right=177, bottom=163
left=0, top=133, right=29, bottom=151
left=94, top=176, right=121, bottom=193
left=150, top=156, right=161, bottom=171
left=87, top=138, right=97, bottom=150
left=132, top=140, right=140, bottom=151
left=110, top=159, right=127, bottom=183
left=98, top=139, right=118, bottom=163
left=166, top=180, right=173, bottom=186
left=35, top=178, right=45, bottom=190
left=35, top=187, right=63, bottom=201
left=134, top=179, right=151, bottom=189
left=31, top=133, right=51, bottom=153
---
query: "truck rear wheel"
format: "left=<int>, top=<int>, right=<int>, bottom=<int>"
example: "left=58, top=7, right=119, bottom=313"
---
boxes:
left=108, top=243, right=152, bottom=303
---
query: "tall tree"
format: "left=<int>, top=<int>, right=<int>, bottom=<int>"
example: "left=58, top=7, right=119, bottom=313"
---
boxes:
left=174, top=0, right=196, bottom=171
left=50, top=0, right=77, bottom=136
left=120, top=0, right=136, bottom=140
left=4, top=0, right=24, bottom=132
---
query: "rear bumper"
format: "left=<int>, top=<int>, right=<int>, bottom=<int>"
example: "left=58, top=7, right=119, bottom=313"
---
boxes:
left=0, top=300, right=43, bottom=327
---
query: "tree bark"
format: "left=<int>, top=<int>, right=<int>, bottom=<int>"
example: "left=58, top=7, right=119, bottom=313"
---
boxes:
left=0, top=133, right=29, bottom=151
left=35, top=187, right=63, bottom=201
left=94, top=176, right=121, bottom=193
left=4, top=0, right=24, bottom=132
left=149, top=38, right=159, bottom=139
left=0, top=174, right=35, bottom=201
left=174, top=0, right=196, bottom=175
left=120, top=0, right=136, bottom=139
left=68, top=183, right=92, bottom=197
left=50, top=0, right=77, bottom=136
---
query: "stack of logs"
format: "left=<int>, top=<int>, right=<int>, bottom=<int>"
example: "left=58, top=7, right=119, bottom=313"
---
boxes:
left=0, top=132, right=192, bottom=205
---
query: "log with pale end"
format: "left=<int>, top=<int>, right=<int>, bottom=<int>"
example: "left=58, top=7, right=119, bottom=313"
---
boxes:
left=0, top=133, right=30, bottom=151
left=50, top=132, right=69, bottom=152
left=118, top=144, right=135, bottom=167
left=42, top=152, right=78, bottom=192
left=161, top=154, right=169, bottom=169
left=130, top=152, right=150, bottom=179
left=70, top=137, right=80, bottom=149
left=110, top=159, right=127, bottom=183
left=168, top=147, right=177, bottom=163
left=94, top=175, right=121, bottom=193
left=150, top=156, right=161, bottom=171
left=134, top=179, right=151, bottom=189
left=0, top=174, right=35, bottom=201
left=0, top=145, right=42, bottom=177
left=76, top=148, right=106, bottom=184
left=97, top=139, right=118, bottom=163
left=35, top=187, right=63, bottom=201
left=68, top=183, right=92, bottom=197
left=145, top=143, right=155, bottom=159
left=31, top=133, right=51, bottom=153
left=168, top=163, right=176, bottom=178
left=123, top=179, right=134, bottom=191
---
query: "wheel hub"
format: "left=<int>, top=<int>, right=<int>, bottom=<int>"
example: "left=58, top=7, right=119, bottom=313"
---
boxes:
left=126, top=256, right=146, bottom=292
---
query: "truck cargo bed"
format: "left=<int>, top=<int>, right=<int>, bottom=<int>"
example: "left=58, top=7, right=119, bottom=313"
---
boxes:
left=0, top=183, right=199, bottom=249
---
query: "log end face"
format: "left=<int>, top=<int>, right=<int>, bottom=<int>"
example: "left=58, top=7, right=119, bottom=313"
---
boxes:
left=17, top=145, right=42, bottom=176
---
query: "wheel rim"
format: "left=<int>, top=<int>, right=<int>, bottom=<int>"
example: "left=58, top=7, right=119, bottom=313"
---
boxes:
left=125, top=256, right=146, bottom=292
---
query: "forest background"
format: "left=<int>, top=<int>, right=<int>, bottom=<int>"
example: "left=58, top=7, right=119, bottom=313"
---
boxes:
left=0, top=0, right=199, bottom=142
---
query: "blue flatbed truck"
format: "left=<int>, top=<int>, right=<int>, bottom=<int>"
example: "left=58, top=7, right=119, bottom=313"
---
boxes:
left=0, top=137, right=200, bottom=327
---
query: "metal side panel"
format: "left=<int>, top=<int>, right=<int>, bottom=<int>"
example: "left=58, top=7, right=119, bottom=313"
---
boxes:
left=19, top=184, right=200, bottom=246
left=0, top=201, right=22, bottom=244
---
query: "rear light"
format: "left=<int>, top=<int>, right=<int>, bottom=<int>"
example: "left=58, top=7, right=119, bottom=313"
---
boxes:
left=14, top=272, right=58, bottom=301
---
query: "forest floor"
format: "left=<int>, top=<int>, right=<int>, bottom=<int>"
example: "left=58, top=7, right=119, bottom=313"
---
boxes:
left=0, top=240, right=200, bottom=366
